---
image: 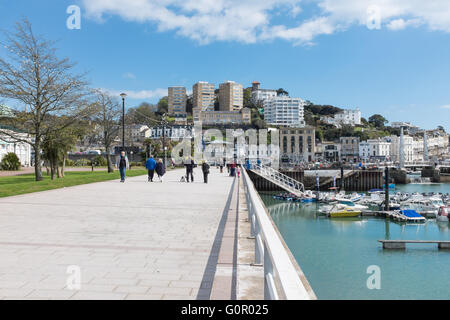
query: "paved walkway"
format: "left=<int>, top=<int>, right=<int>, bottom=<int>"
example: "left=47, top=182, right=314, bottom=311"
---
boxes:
left=0, top=167, right=235, bottom=300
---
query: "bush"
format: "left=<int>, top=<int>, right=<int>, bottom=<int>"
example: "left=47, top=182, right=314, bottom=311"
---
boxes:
left=65, top=159, right=75, bottom=167
left=92, top=155, right=107, bottom=167
left=0, top=153, right=21, bottom=171
left=74, top=158, right=90, bottom=167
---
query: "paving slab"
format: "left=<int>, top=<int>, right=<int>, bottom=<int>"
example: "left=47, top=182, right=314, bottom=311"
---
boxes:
left=0, top=167, right=234, bottom=300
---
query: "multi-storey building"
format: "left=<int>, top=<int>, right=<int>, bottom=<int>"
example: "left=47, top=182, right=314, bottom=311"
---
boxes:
left=340, top=137, right=360, bottom=163
left=391, top=122, right=421, bottom=134
left=264, top=96, right=306, bottom=127
left=321, top=141, right=341, bottom=162
left=193, top=107, right=251, bottom=125
left=280, top=126, right=315, bottom=163
left=168, top=86, right=187, bottom=115
left=219, top=81, right=243, bottom=111
left=250, top=81, right=277, bottom=105
left=359, top=139, right=391, bottom=162
left=193, top=82, right=215, bottom=111
left=389, top=135, right=414, bottom=163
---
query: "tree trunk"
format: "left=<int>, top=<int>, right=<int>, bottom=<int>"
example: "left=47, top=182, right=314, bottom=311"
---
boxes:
left=57, top=164, right=62, bottom=178
left=34, top=141, right=43, bottom=181
left=50, top=162, right=55, bottom=180
left=61, top=154, right=66, bottom=177
left=106, top=146, right=114, bottom=173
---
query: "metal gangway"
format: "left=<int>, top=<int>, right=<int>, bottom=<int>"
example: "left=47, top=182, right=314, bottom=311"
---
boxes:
left=250, top=164, right=305, bottom=197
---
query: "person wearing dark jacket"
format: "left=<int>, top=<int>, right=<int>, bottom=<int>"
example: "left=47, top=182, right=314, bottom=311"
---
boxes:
left=145, top=156, right=157, bottom=182
left=201, top=160, right=210, bottom=184
left=184, top=157, right=194, bottom=182
left=155, top=159, right=166, bottom=182
left=115, top=151, right=130, bottom=183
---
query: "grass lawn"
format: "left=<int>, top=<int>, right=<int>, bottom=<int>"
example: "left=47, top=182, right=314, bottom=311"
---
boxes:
left=0, top=168, right=148, bottom=198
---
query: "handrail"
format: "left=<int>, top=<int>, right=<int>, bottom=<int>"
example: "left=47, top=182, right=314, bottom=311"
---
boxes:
left=252, top=164, right=305, bottom=196
left=242, top=166, right=316, bottom=300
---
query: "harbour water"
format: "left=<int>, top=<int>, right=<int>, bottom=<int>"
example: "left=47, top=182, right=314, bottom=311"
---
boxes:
left=260, top=183, right=450, bottom=300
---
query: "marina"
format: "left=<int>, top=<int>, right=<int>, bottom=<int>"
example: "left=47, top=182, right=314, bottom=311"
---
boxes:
left=259, top=182, right=450, bottom=299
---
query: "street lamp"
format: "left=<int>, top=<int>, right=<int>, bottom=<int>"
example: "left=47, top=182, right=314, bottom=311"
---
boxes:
left=120, top=93, right=127, bottom=152
left=162, top=113, right=167, bottom=167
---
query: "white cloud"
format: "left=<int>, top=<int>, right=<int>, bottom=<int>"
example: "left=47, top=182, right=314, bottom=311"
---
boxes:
left=103, top=88, right=168, bottom=100
left=441, top=105, right=450, bottom=109
left=123, top=72, right=136, bottom=79
left=81, top=0, right=450, bottom=45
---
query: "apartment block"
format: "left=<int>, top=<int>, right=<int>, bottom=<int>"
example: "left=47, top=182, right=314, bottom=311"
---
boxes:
left=280, top=126, right=316, bottom=163
left=193, top=81, right=215, bottom=111
left=264, top=96, right=306, bottom=127
left=168, top=86, right=187, bottom=115
left=219, top=81, right=243, bottom=111
left=193, top=107, right=251, bottom=125
left=340, top=137, right=360, bottom=163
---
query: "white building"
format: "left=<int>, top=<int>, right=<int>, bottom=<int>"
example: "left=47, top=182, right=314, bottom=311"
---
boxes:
left=391, top=121, right=421, bottom=134
left=251, top=81, right=277, bottom=105
left=359, top=139, right=391, bottom=162
left=264, top=96, right=306, bottom=127
left=0, top=131, right=32, bottom=167
left=389, top=135, right=414, bottom=163
left=149, top=125, right=194, bottom=140
left=321, top=108, right=361, bottom=127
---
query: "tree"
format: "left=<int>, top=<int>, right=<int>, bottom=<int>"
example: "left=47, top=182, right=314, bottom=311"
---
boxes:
left=0, top=19, right=92, bottom=181
left=133, top=102, right=157, bottom=124
left=276, top=88, right=289, bottom=96
left=41, top=123, right=80, bottom=179
left=92, top=90, right=121, bottom=173
left=156, top=97, right=168, bottom=115
left=0, top=152, right=21, bottom=170
left=368, top=114, right=388, bottom=128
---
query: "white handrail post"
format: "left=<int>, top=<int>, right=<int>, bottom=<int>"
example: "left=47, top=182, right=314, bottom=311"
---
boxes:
left=264, top=242, right=278, bottom=300
left=254, top=216, right=264, bottom=266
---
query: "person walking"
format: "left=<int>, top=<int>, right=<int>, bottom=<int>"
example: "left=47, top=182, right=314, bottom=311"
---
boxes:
left=201, top=160, right=210, bottom=184
left=184, top=156, right=194, bottom=183
left=145, top=155, right=157, bottom=182
left=155, top=159, right=166, bottom=182
left=115, top=151, right=130, bottom=183
left=237, top=166, right=241, bottom=178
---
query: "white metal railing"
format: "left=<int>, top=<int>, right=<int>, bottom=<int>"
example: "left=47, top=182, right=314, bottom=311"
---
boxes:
left=242, top=167, right=315, bottom=300
left=251, top=164, right=305, bottom=197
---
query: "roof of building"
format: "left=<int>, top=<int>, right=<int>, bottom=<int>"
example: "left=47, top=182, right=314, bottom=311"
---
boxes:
left=0, top=105, right=15, bottom=118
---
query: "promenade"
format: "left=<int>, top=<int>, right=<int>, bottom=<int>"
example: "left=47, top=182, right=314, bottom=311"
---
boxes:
left=0, top=167, right=236, bottom=300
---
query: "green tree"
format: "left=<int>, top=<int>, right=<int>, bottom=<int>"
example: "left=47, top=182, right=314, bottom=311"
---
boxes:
left=157, top=97, right=168, bottom=115
left=276, top=88, right=289, bottom=96
left=0, top=152, right=21, bottom=170
left=368, top=114, right=388, bottom=128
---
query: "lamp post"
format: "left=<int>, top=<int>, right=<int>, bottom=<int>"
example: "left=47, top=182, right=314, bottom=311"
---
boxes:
left=120, top=93, right=127, bottom=152
left=162, top=113, right=167, bottom=167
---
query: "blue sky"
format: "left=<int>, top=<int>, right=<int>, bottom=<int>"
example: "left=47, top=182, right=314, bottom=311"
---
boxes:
left=0, top=0, right=449, bottom=130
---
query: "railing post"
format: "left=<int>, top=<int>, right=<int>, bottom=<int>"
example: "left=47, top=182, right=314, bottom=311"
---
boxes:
left=264, top=242, right=278, bottom=300
left=254, top=217, right=264, bottom=266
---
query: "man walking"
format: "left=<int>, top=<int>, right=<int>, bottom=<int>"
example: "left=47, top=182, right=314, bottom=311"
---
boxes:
left=145, top=155, right=157, bottom=182
left=184, top=156, right=194, bottom=183
left=115, top=151, right=130, bottom=183
left=201, top=160, right=210, bottom=184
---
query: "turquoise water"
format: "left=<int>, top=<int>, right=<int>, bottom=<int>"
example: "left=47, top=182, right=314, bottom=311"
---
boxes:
left=260, top=183, right=450, bottom=300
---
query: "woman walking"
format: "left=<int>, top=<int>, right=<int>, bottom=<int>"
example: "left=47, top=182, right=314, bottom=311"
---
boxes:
left=155, top=159, right=166, bottom=182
